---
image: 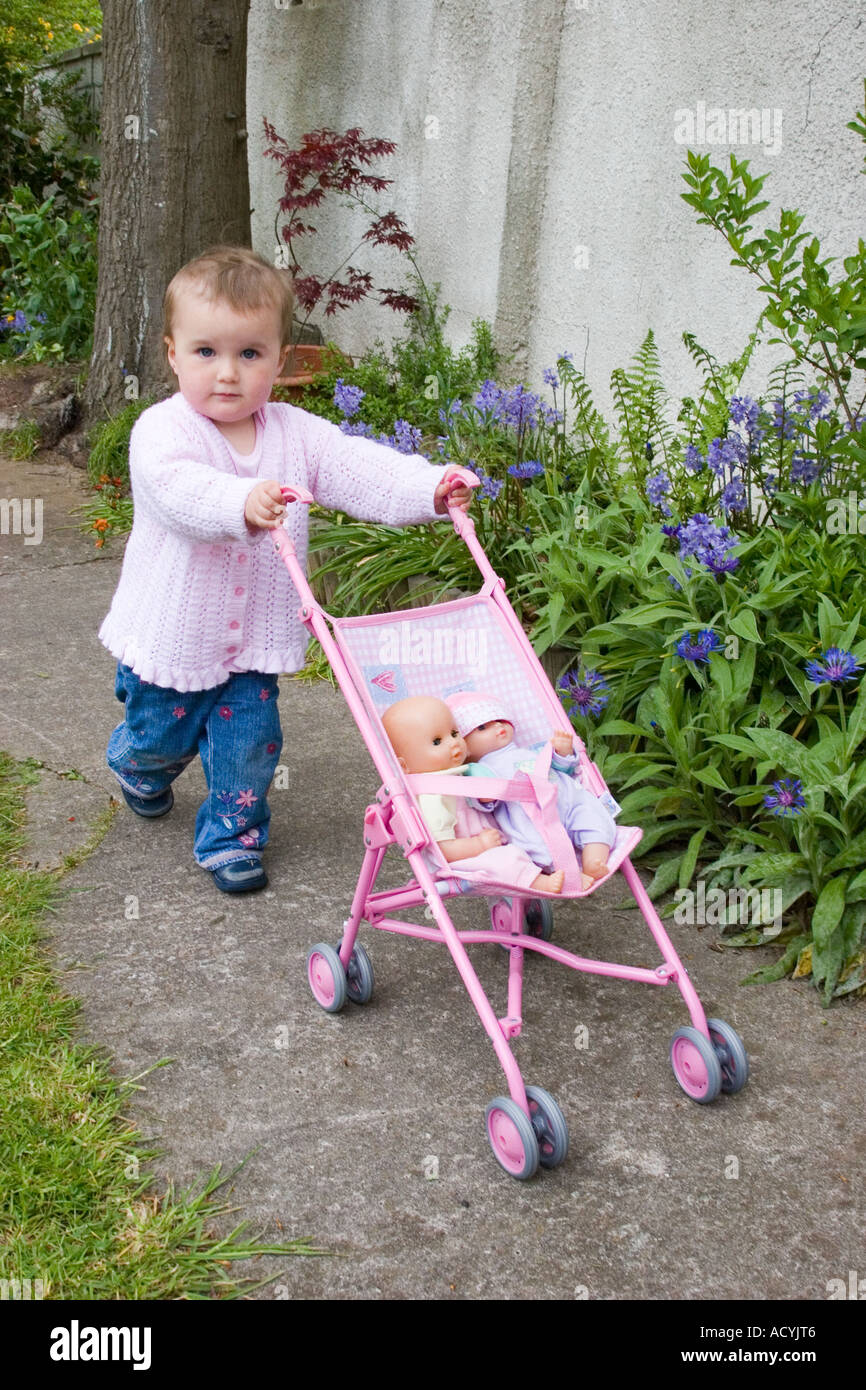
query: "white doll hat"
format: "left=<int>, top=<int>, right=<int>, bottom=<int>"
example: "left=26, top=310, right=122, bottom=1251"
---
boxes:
left=446, top=690, right=513, bottom=738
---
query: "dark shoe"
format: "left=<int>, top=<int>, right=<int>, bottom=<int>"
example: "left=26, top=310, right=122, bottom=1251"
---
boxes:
left=211, top=857, right=268, bottom=894
left=119, top=784, right=174, bottom=818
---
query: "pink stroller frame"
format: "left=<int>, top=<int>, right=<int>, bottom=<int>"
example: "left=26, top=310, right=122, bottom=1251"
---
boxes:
left=275, top=474, right=749, bottom=1179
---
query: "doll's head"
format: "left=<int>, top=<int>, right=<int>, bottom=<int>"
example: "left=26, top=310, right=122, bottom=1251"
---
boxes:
left=446, top=691, right=514, bottom=761
left=382, top=696, right=468, bottom=774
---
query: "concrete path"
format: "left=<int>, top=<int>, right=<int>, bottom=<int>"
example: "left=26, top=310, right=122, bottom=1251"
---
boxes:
left=1, top=451, right=864, bottom=1301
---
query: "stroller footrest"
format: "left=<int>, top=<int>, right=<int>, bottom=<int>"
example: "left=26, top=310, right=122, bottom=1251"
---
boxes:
left=498, top=1015, right=522, bottom=1040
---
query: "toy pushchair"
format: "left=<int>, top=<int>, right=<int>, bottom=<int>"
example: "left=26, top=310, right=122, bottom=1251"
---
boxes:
left=274, top=471, right=749, bottom=1179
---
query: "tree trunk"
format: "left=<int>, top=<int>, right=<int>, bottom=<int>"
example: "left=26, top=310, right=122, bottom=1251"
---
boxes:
left=85, top=0, right=251, bottom=421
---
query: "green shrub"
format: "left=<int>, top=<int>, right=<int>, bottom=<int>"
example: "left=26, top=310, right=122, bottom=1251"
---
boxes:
left=0, top=185, right=97, bottom=361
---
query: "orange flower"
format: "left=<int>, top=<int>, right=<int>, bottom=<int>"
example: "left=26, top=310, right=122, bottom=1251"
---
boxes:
left=93, top=518, right=109, bottom=532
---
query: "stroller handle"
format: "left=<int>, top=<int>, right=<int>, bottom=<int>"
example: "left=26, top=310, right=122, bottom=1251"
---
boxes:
left=440, top=466, right=481, bottom=539
left=280, top=484, right=316, bottom=506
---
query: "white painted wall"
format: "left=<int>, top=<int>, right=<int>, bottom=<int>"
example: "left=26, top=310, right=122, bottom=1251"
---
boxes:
left=247, top=0, right=866, bottom=414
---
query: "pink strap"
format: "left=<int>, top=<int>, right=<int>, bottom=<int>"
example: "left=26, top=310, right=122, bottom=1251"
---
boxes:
left=407, top=745, right=584, bottom=891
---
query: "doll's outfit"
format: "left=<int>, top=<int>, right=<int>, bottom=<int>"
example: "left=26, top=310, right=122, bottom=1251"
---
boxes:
left=468, top=743, right=617, bottom=871
left=100, top=393, right=449, bottom=870
left=416, top=768, right=544, bottom=890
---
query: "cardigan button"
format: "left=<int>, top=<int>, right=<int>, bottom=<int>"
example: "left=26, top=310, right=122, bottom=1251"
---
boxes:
left=234, top=586, right=245, bottom=597
left=226, top=646, right=238, bottom=655
left=237, top=554, right=247, bottom=565
left=229, top=620, right=240, bottom=630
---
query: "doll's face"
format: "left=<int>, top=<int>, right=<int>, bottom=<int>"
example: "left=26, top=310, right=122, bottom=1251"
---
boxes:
left=464, top=719, right=514, bottom=760
left=383, top=696, right=468, bottom=774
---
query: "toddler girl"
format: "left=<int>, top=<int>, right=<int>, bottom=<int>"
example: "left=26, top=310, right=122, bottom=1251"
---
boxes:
left=100, top=245, right=472, bottom=892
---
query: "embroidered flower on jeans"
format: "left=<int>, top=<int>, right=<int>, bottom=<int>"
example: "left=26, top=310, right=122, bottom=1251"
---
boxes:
left=236, top=789, right=258, bottom=809
left=259, top=688, right=270, bottom=701
left=267, top=742, right=278, bottom=754
left=239, top=828, right=261, bottom=847
left=219, top=706, right=233, bottom=719
left=172, top=706, right=186, bottom=719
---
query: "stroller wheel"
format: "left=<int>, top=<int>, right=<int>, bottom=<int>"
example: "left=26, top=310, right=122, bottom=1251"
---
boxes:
left=337, top=940, right=375, bottom=1005
left=706, top=1018, right=749, bottom=1094
left=524, top=899, right=554, bottom=942
left=525, top=1085, right=569, bottom=1168
left=485, top=1097, right=539, bottom=1180
left=670, top=1026, right=722, bottom=1103
left=307, top=943, right=347, bottom=1013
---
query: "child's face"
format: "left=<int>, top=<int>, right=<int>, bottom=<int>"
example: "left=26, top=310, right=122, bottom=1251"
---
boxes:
left=464, top=719, right=514, bottom=760
left=164, top=286, right=290, bottom=426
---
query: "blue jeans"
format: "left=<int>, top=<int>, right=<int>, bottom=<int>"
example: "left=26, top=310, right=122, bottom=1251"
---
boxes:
left=107, top=663, right=283, bottom=868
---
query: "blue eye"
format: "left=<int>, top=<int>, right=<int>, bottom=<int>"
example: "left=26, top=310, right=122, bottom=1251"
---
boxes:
left=197, top=347, right=214, bottom=358
left=241, top=349, right=259, bottom=360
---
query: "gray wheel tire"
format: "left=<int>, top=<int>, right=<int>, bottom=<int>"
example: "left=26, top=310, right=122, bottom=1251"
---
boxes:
left=485, top=1096, right=540, bottom=1180
left=706, top=1017, right=749, bottom=1094
left=524, top=898, right=554, bottom=942
left=525, top=1085, right=569, bottom=1168
left=670, top=1025, right=723, bottom=1103
left=338, top=940, right=374, bottom=1005
left=307, top=942, right=347, bottom=1013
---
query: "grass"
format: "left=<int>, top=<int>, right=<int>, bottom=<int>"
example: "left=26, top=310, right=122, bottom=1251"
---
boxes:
left=0, top=752, right=323, bottom=1299
left=0, top=419, right=41, bottom=458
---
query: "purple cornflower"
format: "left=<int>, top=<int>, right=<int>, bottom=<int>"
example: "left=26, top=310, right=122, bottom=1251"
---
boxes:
left=790, top=450, right=821, bottom=485
left=721, top=476, right=747, bottom=512
left=543, top=367, right=560, bottom=389
left=763, top=777, right=806, bottom=817
left=339, top=419, right=374, bottom=438
left=674, top=629, right=724, bottom=662
left=729, top=395, right=764, bottom=441
left=392, top=418, right=422, bottom=454
left=478, top=472, right=503, bottom=501
left=804, top=647, right=863, bottom=686
left=707, top=435, right=747, bottom=476
left=507, top=459, right=544, bottom=479
left=334, top=378, right=365, bottom=419
left=474, top=379, right=505, bottom=420
left=676, top=512, right=740, bottom=576
left=647, top=470, right=671, bottom=507
left=684, top=444, right=704, bottom=474
left=502, top=383, right=542, bottom=431
left=4, top=309, right=29, bottom=333
left=794, top=387, right=831, bottom=420
left=771, top=400, right=796, bottom=441
left=557, top=667, right=610, bottom=719
left=438, top=398, right=464, bottom=424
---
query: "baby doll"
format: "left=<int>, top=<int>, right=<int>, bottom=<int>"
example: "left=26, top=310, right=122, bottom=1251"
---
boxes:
left=446, top=691, right=616, bottom=891
left=381, top=695, right=564, bottom=894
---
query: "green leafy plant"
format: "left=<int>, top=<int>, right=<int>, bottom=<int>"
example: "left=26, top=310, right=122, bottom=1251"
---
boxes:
left=0, top=185, right=98, bottom=361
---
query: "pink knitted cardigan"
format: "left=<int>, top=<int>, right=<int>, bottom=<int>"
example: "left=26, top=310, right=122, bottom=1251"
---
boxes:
left=99, top=393, right=450, bottom=691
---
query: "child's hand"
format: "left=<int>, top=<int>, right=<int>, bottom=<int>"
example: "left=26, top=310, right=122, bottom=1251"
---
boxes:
left=245, top=480, right=286, bottom=529
left=434, top=477, right=473, bottom=514
left=552, top=730, right=574, bottom=756
left=477, top=828, right=502, bottom=851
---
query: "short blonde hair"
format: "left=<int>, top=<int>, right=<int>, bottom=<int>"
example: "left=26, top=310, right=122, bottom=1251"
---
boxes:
left=163, top=245, right=295, bottom=347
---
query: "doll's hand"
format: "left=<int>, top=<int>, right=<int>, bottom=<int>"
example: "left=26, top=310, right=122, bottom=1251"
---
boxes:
left=552, top=729, right=575, bottom=756
left=477, top=828, right=502, bottom=851
left=245, top=480, right=286, bottom=529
